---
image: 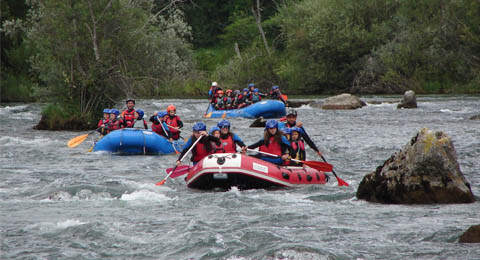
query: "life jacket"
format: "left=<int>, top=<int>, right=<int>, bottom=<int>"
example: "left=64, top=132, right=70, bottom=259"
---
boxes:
left=165, top=115, right=181, bottom=140
left=121, top=109, right=136, bottom=128
left=97, top=118, right=109, bottom=128
left=291, top=140, right=306, bottom=160
left=211, top=141, right=225, bottom=154
left=192, top=141, right=210, bottom=162
left=108, top=119, right=122, bottom=132
left=220, top=134, right=236, bottom=153
left=215, top=97, right=226, bottom=109
left=151, top=122, right=166, bottom=136
left=259, top=136, right=282, bottom=156
left=251, top=94, right=261, bottom=103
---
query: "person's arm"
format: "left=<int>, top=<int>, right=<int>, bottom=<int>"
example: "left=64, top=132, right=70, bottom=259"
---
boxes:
left=247, top=139, right=264, bottom=149
left=232, top=134, right=246, bottom=148
left=177, top=137, right=193, bottom=163
left=280, top=136, right=295, bottom=158
left=300, top=126, right=321, bottom=154
left=176, top=118, right=183, bottom=128
left=149, top=115, right=159, bottom=124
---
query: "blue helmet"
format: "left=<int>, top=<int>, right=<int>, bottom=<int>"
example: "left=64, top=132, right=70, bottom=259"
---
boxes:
left=193, top=122, right=206, bottom=131
left=157, top=111, right=167, bottom=118
left=209, top=126, right=221, bottom=135
left=243, top=88, right=249, bottom=92
left=248, top=83, right=255, bottom=87
left=217, top=119, right=230, bottom=129
left=282, top=127, right=291, bottom=134
left=110, top=109, right=120, bottom=116
left=290, top=127, right=302, bottom=134
left=272, top=85, right=279, bottom=90
left=136, top=109, right=144, bottom=120
left=253, top=88, right=259, bottom=93
left=265, top=119, right=278, bottom=129
left=103, top=108, right=111, bottom=114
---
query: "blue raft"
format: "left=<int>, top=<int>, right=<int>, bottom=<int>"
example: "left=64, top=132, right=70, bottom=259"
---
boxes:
left=205, top=100, right=286, bottom=118
left=92, top=128, right=185, bottom=155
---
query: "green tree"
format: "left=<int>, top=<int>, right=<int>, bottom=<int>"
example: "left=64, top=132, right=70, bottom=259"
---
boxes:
left=26, top=0, right=193, bottom=129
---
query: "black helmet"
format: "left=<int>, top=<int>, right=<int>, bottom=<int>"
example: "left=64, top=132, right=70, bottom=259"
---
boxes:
left=286, top=108, right=297, bottom=117
left=126, top=99, right=135, bottom=104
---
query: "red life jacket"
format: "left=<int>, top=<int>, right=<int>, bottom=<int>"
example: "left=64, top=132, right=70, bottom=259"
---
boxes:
left=259, top=136, right=282, bottom=156
left=291, top=140, right=306, bottom=160
left=211, top=141, right=225, bottom=154
left=108, top=120, right=122, bottom=132
left=97, top=119, right=109, bottom=128
left=220, top=135, right=236, bottom=153
left=165, top=115, right=181, bottom=140
left=192, top=141, right=210, bottom=162
left=121, top=109, right=136, bottom=128
left=151, top=123, right=166, bottom=136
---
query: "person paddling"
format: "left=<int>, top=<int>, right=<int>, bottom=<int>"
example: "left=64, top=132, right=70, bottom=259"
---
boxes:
left=217, top=119, right=247, bottom=153
left=289, top=127, right=306, bottom=166
left=270, top=85, right=287, bottom=105
left=150, top=111, right=170, bottom=138
left=164, top=105, right=183, bottom=141
left=120, top=99, right=137, bottom=128
left=279, top=108, right=322, bottom=157
left=97, top=109, right=111, bottom=135
left=209, top=126, right=225, bottom=154
left=176, top=122, right=215, bottom=166
left=248, top=119, right=294, bottom=165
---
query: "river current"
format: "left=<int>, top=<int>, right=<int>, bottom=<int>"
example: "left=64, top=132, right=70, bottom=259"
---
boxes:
left=1, top=96, right=479, bottom=259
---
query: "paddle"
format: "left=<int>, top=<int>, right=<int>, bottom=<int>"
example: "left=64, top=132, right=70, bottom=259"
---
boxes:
left=67, top=128, right=101, bottom=148
left=156, top=135, right=203, bottom=186
left=221, top=110, right=227, bottom=119
left=159, top=117, right=179, bottom=154
left=165, top=165, right=190, bottom=178
left=246, top=149, right=333, bottom=172
left=87, top=135, right=104, bottom=152
left=319, top=155, right=349, bottom=186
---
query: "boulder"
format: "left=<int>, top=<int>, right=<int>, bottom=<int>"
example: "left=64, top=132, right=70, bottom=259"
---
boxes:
left=397, top=90, right=417, bottom=109
left=469, top=114, right=480, bottom=120
left=357, top=128, right=475, bottom=204
left=286, top=100, right=311, bottom=108
left=459, top=225, right=480, bottom=243
left=321, top=93, right=366, bottom=110
left=309, top=100, right=324, bottom=108
left=250, top=117, right=267, bottom=128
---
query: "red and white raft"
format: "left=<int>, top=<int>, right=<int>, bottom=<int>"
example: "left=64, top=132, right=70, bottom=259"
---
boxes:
left=185, top=153, right=328, bottom=190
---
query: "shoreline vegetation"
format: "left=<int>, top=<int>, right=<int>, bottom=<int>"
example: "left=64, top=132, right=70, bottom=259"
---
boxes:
left=2, top=0, right=479, bottom=130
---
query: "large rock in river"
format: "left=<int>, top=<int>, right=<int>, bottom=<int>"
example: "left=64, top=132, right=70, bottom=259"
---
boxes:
left=459, top=225, right=480, bottom=243
left=397, top=90, right=417, bottom=109
left=357, top=128, right=475, bottom=204
left=321, top=93, right=366, bottom=110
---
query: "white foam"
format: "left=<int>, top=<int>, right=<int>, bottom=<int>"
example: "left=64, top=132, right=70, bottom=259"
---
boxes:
left=0, top=105, right=29, bottom=114
left=297, top=104, right=313, bottom=109
left=120, top=190, right=171, bottom=202
left=26, top=219, right=87, bottom=232
left=0, top=136, right=53, bottom=146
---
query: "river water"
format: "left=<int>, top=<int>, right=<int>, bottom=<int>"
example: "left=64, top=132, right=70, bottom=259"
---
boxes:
left=1, top=96, right=479, bottom=259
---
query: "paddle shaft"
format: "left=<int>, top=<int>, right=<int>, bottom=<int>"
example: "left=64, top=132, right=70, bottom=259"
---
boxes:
left=247, top=148, right=295, bottom=162
left=156, top=135, right=203, bottom=185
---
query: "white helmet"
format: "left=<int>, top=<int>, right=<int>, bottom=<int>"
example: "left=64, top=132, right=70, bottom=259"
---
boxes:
left=212, top=82, right=218, bottom=86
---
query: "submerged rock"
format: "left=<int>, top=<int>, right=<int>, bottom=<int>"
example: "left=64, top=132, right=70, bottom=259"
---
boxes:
left=250, top=117, right=267, bottom=127
left=286, top=100, right=311, bottom=108
left=459, top=225, right=480, bottom=243
left=470, top=114, right=480, bottom=120
left=321, top=93, right=366, bottom=110
left=397, top=90, right=417, bottom=109
left=357, top=128, right=475, bottom=204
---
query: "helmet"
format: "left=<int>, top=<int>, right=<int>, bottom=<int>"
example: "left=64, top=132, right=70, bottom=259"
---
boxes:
left=217, top=119, right=230, bottom=129
left=126, top=99, right=135, bottom=104
left=265, top=119, right=278, bottom=129
left=290, top=127, right=302, bottom=134
left=253, top=88, right=259, bottom=93
left=103, top=108, right=111, bottom=114
left=157, top=111, right=167, bottom=118
left=286, top=108, right=297, bottom=117
left=193, top=122, right=206, bottom=131
left=167, top=105, right=176, bottom=112
left=272, top=85, right=279, bottom=91
left=234, top=90, right=240, bottom=95
left=226, top=89, right=233, bottom=94
left=217, top=90, right=224, bottom=95
left=248, top=83, right=255, bottom=87
left=209, top=126, right=221, bottom=135
left=110, top=109, right=120, bottom=116
left=282, top=128, right=291, bottom=134
left=212, top=82, right=218, bottom=86
left=136, top=109, right=144, bottom=120
left=242, top=88, right=249, bottom=92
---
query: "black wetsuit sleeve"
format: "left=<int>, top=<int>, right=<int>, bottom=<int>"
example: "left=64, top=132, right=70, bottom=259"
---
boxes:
left=177, top=119, right=183, bottom=128
left=234, top=139, right=246, bottom=148
left=248, top=139, right=264, bottom=149
left=301, top=127, right=319, bottom=152
left=281, top=142, right=295, bottom=156
left=207, top=135, right=221, bottom=145
left=149, top=115, right=159, bottom=124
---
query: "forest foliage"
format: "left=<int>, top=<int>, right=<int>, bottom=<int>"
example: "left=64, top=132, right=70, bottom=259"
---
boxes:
left=1, top=0, right=479, bottom=128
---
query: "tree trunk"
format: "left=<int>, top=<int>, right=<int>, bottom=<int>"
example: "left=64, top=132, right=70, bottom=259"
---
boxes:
left=251, top=0, right=271, bottom=56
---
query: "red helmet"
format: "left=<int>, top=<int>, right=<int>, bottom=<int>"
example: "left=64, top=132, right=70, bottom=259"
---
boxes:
left=167, top=105, right=176, bottom=112
left=217, top=90, right=224, bottom=95
left=226, top=89, right=233, bottom=94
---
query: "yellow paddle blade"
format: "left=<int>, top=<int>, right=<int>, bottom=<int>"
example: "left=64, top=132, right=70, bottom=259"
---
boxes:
left=205, top=111, right=212, bottom=118
left=221, top=111, right=227, bottom=119
left=67, top=134, right=89, bottom=148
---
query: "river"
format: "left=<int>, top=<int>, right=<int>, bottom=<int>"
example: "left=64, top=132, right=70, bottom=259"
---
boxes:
left=1, top=96, right=479, bottom=259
